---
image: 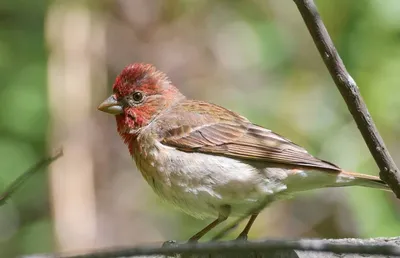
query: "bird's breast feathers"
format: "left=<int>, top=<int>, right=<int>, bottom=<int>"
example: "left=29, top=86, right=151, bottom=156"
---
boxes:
left=131, top=132, right=291, bottom=218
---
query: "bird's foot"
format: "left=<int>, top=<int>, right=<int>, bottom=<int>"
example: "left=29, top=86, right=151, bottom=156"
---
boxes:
left=162, top=240, right=179, bottom=247
left=162, top=240, right=181, bottom=258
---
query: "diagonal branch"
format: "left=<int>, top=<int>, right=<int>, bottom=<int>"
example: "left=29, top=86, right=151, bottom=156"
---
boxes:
left=0, top=148, right=63, bottom=205
left=293, top=0, right=400, bottom=197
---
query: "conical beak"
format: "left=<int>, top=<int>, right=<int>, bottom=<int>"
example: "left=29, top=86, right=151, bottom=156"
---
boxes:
left=98, top=95, right=123, bottom=115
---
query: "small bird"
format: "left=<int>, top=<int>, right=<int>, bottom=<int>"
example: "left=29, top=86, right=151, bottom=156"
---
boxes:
left=98, top=63, right=390, bottom=241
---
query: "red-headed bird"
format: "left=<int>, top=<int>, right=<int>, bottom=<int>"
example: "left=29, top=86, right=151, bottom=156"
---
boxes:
left=98, top=63, right=390, bottom=241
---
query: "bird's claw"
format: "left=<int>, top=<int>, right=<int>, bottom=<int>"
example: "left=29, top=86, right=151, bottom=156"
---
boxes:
left=162, top=240, right=178, bottom=247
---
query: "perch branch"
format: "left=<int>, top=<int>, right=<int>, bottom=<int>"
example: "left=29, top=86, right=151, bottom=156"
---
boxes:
left=21, top=237, right=400, bottom=258
left=292, top=0, right=400, bottom=197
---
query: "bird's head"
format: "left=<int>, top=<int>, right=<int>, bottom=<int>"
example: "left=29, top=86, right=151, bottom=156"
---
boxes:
left=98, top=63, right=184, bottom=138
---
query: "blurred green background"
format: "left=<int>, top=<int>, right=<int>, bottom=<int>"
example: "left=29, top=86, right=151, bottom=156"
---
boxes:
left=0, top=0, right=399, bottom=257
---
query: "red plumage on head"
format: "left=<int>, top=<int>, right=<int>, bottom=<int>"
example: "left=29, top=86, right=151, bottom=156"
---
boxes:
left=113, top=63, right=171, bottom=98
left=112, top=63, right=184, bottom=149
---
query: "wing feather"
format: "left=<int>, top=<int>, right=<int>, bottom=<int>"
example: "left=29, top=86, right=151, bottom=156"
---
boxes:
left=153, top=100, right=340, bottom=172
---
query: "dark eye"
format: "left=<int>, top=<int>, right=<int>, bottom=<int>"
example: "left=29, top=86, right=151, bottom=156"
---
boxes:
left=132, top=91, right=144, bottom=103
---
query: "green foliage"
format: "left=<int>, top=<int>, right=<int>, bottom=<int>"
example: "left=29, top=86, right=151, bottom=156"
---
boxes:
left=0, top=0, right=50, bottom=257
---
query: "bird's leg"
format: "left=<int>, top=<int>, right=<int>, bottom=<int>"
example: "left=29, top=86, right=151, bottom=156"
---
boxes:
left=188, top=218, right=223, bottom=242
left=236, top=213, right=259, bottom=240
left=188, top=205, right=231, bottom=242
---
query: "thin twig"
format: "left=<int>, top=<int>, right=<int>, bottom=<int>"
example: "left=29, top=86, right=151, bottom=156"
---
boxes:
left=0, top=148, right=63, bottom=205
left=292, top=0, right=400, bottom=197
left=22, top=237, right=400, bottom=258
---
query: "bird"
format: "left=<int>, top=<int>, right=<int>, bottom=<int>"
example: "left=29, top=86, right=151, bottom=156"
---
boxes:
left=98, top=63, right=391, bottom=242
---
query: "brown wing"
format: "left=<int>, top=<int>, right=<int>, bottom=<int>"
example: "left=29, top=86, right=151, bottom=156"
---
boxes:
left=153, top=100, right=340, bottom=172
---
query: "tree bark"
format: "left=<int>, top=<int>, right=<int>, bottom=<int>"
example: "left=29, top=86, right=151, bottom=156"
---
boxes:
left=21, top=237, right=400, bottom=258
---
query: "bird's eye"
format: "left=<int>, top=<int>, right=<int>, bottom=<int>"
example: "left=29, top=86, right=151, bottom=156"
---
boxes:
left=132, top=91, right=144, bottom=103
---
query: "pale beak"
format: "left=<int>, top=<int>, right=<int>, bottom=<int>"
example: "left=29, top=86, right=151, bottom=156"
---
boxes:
left=97, top=95, right=123, bottom=115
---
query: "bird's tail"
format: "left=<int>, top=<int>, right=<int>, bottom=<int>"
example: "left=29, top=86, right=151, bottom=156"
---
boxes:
left=333, top=170, right=391, bottom=192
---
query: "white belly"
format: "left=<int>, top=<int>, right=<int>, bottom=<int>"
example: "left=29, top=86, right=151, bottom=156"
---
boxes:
left=133, top=138, right=289, bottom=219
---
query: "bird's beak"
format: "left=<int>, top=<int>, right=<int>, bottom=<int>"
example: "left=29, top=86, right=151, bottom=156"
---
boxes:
left=98, top=95, right=123, bottom=115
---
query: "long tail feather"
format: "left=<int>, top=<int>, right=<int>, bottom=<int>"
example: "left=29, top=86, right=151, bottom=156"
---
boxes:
left=284, top=169, right=392, bottom=193
left=335, top=170, right=391, bottom=192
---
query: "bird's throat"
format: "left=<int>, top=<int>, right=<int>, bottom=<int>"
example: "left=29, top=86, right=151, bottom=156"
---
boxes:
left=118, top=132, right=138, bottom=157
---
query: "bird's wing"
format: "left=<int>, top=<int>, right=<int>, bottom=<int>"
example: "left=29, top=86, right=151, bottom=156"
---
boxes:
left=154, top=100, right=340, bottom=172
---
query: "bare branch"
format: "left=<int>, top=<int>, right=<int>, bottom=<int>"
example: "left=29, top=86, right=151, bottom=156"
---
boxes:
left=21, top=237, right=400, bottom=258
left=292, top=0, right=400, bottom=196
left=0, top=148, right=63, bottom=205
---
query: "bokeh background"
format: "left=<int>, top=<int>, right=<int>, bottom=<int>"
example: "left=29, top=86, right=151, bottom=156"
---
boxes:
left=1, top=0, right=400, bottom=257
